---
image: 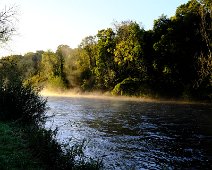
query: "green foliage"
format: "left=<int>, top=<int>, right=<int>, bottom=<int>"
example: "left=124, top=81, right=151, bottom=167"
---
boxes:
left=0, top=121, right=102, bottom=170
left=41, top=50, right=68, bottom=89
left=114, top=21, right=143, bottom=66
left=56, top=45, right=68, bottom=82
left=0, top=57, right=47, bottom=125
left=0, top=83, right=47, bottom=125
left=0, top=122, right=44, bottom=170
left=111, top=77, right=150, bottom=96
left=0, top=57, right=102, bottom=170
left=114, top=21, right=146, bottom=81
left=79, top=36, right=97, bottom=69
left=25, top=126, right=102, bottom=170
left=95, top=28, right=116, bottom=89
left=80, top=68, right=95, bottom=91
left=1, top=0, right=211, bottom=100
left=0, top=5, right=102, bottom=170
left=47, top=76, right=67, bottom=90
left=41, top=51, right=60, bottom=77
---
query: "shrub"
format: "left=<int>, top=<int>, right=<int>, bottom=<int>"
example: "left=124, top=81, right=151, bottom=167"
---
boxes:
left=0, top=58, right=47, bottom=125
left=112, top=77, right=151, bottom=96
left=0, top=57, right=102, bottom=169
left=47, top=76, right=67, bottom=90
left=25, top=126, right=102, bottom=170
left=0, top=83, right=47, bottom=125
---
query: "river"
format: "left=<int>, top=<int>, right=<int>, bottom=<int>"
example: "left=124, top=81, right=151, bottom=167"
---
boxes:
left=45, top=96, right=212, bottom=169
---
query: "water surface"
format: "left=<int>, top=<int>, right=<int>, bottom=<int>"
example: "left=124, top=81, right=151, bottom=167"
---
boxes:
left=46, top=96, right=212, bottom=169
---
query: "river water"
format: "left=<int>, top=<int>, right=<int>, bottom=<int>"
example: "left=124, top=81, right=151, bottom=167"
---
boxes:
left=45, top=96, right=212, bottom=169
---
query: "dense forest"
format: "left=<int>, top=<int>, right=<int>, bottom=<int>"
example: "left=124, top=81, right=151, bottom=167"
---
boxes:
left=1, top=0, right=211, bottom=101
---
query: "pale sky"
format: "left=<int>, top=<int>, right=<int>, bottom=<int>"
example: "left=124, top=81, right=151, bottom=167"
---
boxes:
left=0, top=0, right=189, bottom=56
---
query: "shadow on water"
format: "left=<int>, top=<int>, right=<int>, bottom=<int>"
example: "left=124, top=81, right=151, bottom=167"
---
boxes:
left=45, top=96, right=212, bottom=169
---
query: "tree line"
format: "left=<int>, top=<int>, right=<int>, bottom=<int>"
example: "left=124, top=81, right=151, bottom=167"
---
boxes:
left=1, top=0, right=211, bottom=100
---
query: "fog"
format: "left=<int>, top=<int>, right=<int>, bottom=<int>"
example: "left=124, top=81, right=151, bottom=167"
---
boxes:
left=40, top=89, right=203, bottom=105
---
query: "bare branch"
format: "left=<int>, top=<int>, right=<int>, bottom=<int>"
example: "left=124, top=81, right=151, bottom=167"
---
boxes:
left=0, top=5, right=18, bottom=44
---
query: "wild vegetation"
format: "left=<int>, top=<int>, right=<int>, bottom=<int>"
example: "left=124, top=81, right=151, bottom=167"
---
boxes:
left=2, top=0, right=211, bottom=101
left=0, top=0, right=211, bottom=169
left=0, top=122, right=45, bottom=169
left=0, top=50, right=101, bottom=170
left=0, top=5, right=101, bottom=170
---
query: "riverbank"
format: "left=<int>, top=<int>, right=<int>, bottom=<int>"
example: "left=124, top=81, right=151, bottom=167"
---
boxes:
left=0, top=120, right=102, bottom=170
left=41, top=89, right=210, bottom=105
left=0, top=121, right=44, bottom=169
left=0, top=76, right=101, bottom=169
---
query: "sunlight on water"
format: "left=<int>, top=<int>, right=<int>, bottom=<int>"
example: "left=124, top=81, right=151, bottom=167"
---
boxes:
left=45, top=96, right=212, bottom=169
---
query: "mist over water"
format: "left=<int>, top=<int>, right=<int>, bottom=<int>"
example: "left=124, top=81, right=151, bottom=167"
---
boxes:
left=41, top=89, right=203, bottom=104
left=45, top=95, right=212, bottom=169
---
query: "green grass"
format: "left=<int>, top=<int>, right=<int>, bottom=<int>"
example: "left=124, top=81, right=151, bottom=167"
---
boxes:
left=0, top=122, right=44, bottom=170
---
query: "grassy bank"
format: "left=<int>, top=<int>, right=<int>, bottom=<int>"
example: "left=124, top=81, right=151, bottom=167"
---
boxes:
left=0, top=122, right=44, bottom=170
left=0, top=121, right=102, bottom=170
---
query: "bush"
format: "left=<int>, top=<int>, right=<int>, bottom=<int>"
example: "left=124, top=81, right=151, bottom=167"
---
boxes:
left=47, top=76, right=67, bottom=90
left=0, top=83, right=47, bottom=125
left=25, top=126, right=102, bottom=170
left=0, top=57, right=102, bottom=169
left=0, top=58, right=47, bottom=125
left=111, top=77, right=151, bottom=96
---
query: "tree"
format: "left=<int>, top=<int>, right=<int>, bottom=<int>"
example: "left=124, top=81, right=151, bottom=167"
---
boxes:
left=114, top=21, right=146, bottom=81
left=0, top=6, right=17, bottom=45
left=194, top=0, right=212, bottom=99
left=56, top=45, right=69, bottom=79
left=77, top=37, right=97, bottom=90
left=41, top=49, right=70, bottom=89
left=79, top=36, right=97, bottom=69
left=95, top=28, right=116, bottom=89
left=198, top=0, right=212, bottom=55
left=63, top=48, right=80, bottom=87
left=150, top=0, right=211, bottom=98
left=41, top=51, right=58, bottom=78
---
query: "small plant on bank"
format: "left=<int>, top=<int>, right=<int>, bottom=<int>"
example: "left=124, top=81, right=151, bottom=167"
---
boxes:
left=25, top=126, right=102, bottom=170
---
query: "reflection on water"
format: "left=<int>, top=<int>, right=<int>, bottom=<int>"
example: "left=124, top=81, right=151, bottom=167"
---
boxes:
left=46, top=96, right=212, bottom=169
